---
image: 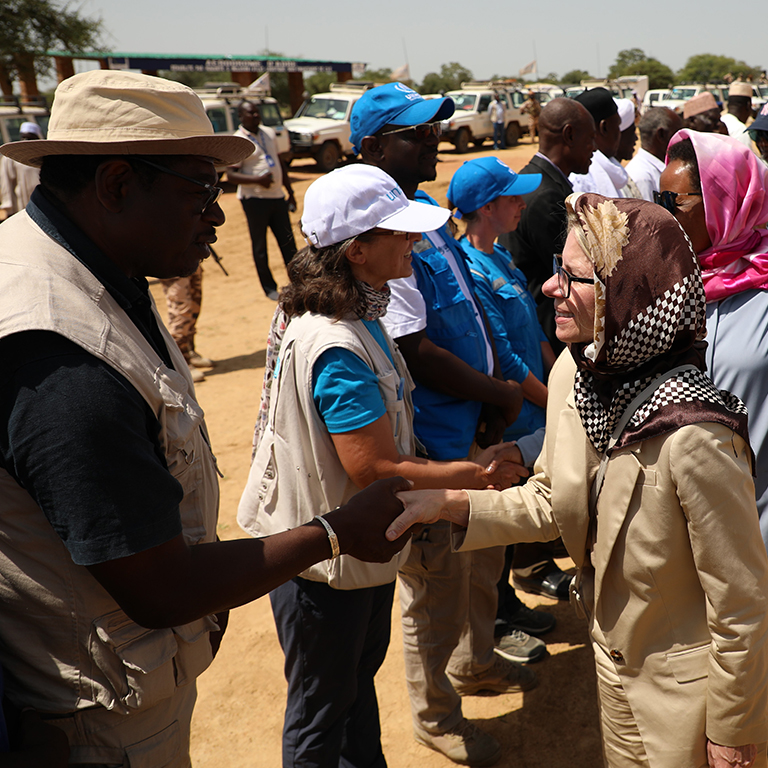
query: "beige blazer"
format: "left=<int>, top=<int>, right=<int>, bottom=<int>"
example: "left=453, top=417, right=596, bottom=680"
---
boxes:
left=461, top=351, right=768, bottom=764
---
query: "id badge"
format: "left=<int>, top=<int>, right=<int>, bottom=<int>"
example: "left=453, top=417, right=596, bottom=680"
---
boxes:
left=265, top=153, right=276, bottom=168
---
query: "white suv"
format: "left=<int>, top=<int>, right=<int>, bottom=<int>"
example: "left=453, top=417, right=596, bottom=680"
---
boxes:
left=195, top=85, right=290, bottom=157
left=284, top=82, right=374, bottom=171
left=441, top=82, right=529, bottom=152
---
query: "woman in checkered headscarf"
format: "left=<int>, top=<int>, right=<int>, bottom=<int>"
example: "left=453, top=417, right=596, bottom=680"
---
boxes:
left=388, top=193, right=768, bottom=768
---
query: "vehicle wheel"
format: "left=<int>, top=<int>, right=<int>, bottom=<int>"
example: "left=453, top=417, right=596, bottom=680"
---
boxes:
left=505, top=122, right=520, bottom=147
left=315, top=141, right=340, bottom=172
left=472, top=138, right=485, bottom=148
left=454, top=128, right=470, bottom=154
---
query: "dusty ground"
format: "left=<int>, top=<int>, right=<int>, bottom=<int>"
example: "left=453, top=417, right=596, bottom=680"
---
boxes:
left=152, top=137, right=602, bottom=768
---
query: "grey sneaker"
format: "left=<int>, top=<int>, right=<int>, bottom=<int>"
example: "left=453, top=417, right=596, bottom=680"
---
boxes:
left=414, top=719, right=501, bottom=767
left=449, top=654, right=538, bottom=696
left=494, top=628, right=546, bottom=664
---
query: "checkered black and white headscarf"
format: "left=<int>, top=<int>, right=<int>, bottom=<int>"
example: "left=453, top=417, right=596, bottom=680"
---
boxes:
left=566, top=193, right=749, bottom=454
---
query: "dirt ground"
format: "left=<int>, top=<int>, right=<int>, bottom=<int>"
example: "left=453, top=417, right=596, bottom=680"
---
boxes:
left=152, top=137, right=603, bottom=768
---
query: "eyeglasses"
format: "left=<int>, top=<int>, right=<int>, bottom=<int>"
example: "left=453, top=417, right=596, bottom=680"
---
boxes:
left=356, top=228, right=409, bottom=240
left=653, top=190, right=702, bottom=214
left=552, top=256, right=594, bottom=299
left=132, top=157, right=223, bottom=212
left=379, top=122, right=442, bottom=140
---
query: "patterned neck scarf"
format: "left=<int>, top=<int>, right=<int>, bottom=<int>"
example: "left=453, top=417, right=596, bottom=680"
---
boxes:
left=667, top=130, right=768, bottom=302
left=566, top=193, right=749, bottom=454
left=355, top=280, right=391, bottom=321
left=252, top=280, right=391, bottom=454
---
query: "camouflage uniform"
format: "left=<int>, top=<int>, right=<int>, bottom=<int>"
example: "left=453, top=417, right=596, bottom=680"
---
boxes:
left=160, top=266, right=202, bottom=362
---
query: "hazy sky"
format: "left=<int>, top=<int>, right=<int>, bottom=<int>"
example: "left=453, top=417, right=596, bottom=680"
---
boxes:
left=82, top=0, right=763, bottom=84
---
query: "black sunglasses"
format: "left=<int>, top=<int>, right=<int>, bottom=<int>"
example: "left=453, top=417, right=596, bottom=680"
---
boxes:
left=552, top=255, right=594, bottom=299
left=653, top=190, right=702, bottom=214
left=379, top=122, right=442, bottom=141
left=132, top=157, right=223, bottom=212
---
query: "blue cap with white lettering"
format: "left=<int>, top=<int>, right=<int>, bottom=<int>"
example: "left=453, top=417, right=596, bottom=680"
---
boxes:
left=350, top=82, right=455, bottom=155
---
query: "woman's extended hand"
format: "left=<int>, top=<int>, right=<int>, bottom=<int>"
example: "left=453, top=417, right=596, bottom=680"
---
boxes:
left=485, top=443, right=527, bottom=477
left=474, top=442, right=529, bottom=489
left=385, top=489, right=471, bottom=541
left=707, top=741, right=756, bottom=768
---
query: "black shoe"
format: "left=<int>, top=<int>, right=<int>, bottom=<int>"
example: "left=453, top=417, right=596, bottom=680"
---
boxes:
left=513, top=566, right=573, bottom=601
left=498, top=605, right=556, bottom=636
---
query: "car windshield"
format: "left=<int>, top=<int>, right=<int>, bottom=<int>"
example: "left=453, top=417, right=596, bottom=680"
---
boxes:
left=296, top=97, right=349, bottom=120
left=670, top=88, right=698, bottom=100
left=449, top=94, right=479, bottom=112
left=259, top=102, right=284, bottom=127
left=758, top=86, right=768, bottom=99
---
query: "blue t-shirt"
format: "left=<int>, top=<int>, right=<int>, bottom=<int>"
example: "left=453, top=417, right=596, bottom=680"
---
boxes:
left=312, top=319, right=395, bottom=434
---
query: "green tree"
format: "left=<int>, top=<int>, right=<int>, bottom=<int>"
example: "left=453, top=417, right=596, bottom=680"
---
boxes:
left=0, top=0, right=105, bottom=88
left=608, top=48, right=675, bottom=90
left=677, top=54, right=761, bottom=83
left=418, top=62, right=473, bottom=94
left=304, top=71, right=336, bottom=95
left=355, top=67, right=393, bottom=84
left=561, top=69, right=592, bottom=85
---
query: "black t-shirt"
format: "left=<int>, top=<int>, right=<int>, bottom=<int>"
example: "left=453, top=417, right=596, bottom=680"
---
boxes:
left=0, top=189, right=185, bottom=566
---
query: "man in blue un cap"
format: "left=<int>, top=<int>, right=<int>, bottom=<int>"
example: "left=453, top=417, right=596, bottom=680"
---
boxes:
left=351, top=83, right=530, bottom=767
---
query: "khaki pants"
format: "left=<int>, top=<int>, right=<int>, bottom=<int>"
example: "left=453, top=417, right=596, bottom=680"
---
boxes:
left=54, top=682, right=196, bottom=767
left=399, top=519, right=504, bottom=735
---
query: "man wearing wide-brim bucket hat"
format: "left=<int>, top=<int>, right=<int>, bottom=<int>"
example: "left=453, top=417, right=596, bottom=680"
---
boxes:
left=0, top=69, right=415, bottom=765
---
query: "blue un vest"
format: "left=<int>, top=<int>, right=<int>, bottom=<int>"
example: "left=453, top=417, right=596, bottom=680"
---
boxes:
left=410, top=191, right=490, bottom=460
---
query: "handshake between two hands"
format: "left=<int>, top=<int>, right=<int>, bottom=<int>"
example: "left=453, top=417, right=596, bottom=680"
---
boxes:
left=327, top=442, right=528, bottom=563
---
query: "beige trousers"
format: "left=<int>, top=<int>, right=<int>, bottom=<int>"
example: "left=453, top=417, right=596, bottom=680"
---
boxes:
left=399, top=519, right=505, bottom=735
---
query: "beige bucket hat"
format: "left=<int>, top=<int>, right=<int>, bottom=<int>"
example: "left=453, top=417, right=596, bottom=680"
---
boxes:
left=0, top=69, right=254, bottom=168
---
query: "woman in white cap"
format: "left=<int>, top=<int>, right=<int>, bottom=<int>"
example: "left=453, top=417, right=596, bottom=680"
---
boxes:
left=238, top=164, right=524, bottom=768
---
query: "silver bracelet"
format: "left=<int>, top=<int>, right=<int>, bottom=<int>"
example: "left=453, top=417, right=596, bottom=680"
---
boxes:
left=313, top=514, right=340, bottom=559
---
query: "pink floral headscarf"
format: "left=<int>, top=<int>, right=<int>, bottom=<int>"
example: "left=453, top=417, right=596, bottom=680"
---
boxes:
left=666, top=129, right=768, bottom=302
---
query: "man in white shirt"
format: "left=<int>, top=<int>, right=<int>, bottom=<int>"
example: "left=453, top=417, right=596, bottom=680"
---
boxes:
left=569, top=88, right=625, bottom=196
left=226, top=101, right=296, bottom=300
left=0, top=122, right=42, bottom=218
left=625, top=107, right=683, bottom=201
left=721, top=82, right=755, bottom=151
left=488, top=93, right=506, bottom=150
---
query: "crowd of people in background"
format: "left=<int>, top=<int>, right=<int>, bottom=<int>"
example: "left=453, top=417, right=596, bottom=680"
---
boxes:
left=2, top=67, right=768, bottom=768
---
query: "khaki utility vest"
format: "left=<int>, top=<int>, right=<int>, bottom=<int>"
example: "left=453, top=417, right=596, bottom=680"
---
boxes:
left=0, top=211, right=220, bottom=714
left=239, top=312, right=413, bottom=589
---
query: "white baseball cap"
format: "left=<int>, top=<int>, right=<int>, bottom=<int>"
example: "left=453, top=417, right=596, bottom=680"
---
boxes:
left=301, top=164, right=450, bottom=248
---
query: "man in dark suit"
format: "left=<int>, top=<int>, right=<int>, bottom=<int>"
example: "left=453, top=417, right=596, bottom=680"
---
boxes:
left=499, top=98, right=595, bottom=352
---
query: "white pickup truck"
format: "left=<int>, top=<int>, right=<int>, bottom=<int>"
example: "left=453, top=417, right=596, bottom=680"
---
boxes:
left=440, top=82, right=529, bottom=152
left=284, top=82, right=374, bottom=171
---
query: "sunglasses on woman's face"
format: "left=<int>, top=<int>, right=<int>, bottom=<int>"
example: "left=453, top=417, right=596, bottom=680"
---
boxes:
left=653, top=190, right=702, bottom=214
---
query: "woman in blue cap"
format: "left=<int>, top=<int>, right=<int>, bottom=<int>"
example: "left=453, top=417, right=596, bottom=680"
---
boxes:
left=447, top=157, right=574, bottom=612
